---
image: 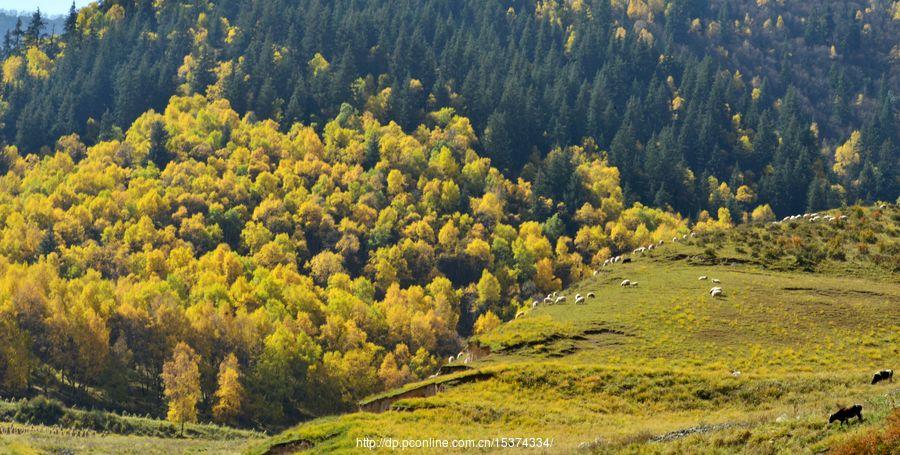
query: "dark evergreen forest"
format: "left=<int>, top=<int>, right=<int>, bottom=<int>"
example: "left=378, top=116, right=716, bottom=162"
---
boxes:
left=2, top=0, right=897, bottom=217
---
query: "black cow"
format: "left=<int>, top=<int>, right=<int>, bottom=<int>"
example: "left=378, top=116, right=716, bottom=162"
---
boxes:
left=829, top=404, right=863, bottom=426
left=871, top=369, right=893, bottom=385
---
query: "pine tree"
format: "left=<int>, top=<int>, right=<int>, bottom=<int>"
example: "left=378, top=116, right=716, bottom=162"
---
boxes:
left=24, top=9, right=45, bottom=47
left=64, top=3, right=78, bottom=37
left=147, top=120, right=171, bottom=169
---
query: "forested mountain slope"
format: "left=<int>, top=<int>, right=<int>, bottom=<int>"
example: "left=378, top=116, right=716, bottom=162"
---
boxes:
left=256, top=206, right=899, bottom=453
left=0, top=94, right=693, bottom=428
left=0, top=0, right=897, bottom=438
left=1, top=0, right=897, bottom=218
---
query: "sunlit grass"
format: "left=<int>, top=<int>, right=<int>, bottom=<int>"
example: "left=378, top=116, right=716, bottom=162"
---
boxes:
left=254, top=207, right=898, bottom=453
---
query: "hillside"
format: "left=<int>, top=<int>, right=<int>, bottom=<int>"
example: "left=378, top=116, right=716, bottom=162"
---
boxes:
left=1, top=0, right=897, bottom=218
left=255, top=205, right=899, bottom=453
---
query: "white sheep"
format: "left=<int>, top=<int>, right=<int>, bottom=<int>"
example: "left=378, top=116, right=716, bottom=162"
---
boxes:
left=515, top=310, right=526, bottom=319
left=711, top=289, right=724, bottom=297
left=532, top=300, right=540, bottom=309
left=673, top=236, right=679, bottom=242
left=620, top=279, right=631, bottom=287
left=587, top=292, right=595, bottom=298
left=731, top=370, right=741, bottom=378
left=648, top=244, right=655, bottom=250
left=575, top=295, right=586, bottom=305
left=448, top=356, right=454, bottom=364
left=690, top=232, right=696, bottom=238
left=658, top=240, right=664, bottom=246
left=555, top=296, right=567, bottom=304
left=698, top=276, right=708, bottom=280
left=630, top=281, right=639, bottom=287
left=592, top=269, right=598, bottom=276
left=682, top=234, right=688, bottom=240
left=712, top=278, right=721, bottom=283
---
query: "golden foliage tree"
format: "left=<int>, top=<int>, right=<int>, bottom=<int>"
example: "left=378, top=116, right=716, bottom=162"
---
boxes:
left=162, top=342, right=202, bottom=434
left=213, top=353, right=245, bottom=425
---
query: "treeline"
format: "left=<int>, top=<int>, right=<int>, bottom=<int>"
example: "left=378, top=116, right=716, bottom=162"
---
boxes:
left=0, top=95, right=699, bottom=428
left=1, top=0, right=897, bottom=218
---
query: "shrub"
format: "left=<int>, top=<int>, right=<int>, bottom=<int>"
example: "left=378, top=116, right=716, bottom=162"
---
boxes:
left=830, top=408, right=900, bottom=454
left=15, top=395, right=65, bottom=425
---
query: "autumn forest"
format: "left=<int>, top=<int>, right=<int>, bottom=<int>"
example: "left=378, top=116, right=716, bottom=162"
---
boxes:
left=0, top=0, right=897, bottom=433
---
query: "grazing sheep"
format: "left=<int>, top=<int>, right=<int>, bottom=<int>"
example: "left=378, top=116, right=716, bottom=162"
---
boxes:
left=620, top=279, right=631, bottom=287
left=690, top=231, right=696, bottom=237
left=673, top=236, right=679, bottom=242
left=731, top=370, right=741, bottom=378
left=555, top=296, right=567, bottom=304
left=575, top=293, right=582, bottom=300
left=629, top=281, right=639, bottom=287
left=544, top=296, right=553, bottom=304
left=712, top=278, right=721, bottom=283
left=711, top=289, right=724, bottom=297
left=829, top=405, right=863, bottom=426
left=448, top=356, right=454, bottom=364
left=698, top=276, right=708, bottom=280
left=515, top=310, right=526, bottom=319
left=648, top=244, right=655, bottom=250
left=592, top=269, right=598, bottom=276
left=840, top=215, right=848, bottom=220
left=658, top=240, right=664, bottom=246
left=532, top=300, right=540, bottom=309
left=587, top=292, right=595, bottom=298
left=682, top=234, right=688, bottom=240
left=575, top=295, right=586, bottom=305
left=878, top=204, right=887, bottom=209
left=871, top=369, right=893, bottom=385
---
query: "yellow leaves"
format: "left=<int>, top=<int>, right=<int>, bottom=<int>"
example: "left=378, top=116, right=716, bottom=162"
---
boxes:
left=833, top=130, right=861, bottom=177
left=626, top=0, right=650, bottom=21
left=735, top=185, right=756, bottom=204
left=751, top=204, right=775, bottom=223
left=614, top=26, right=627, bottom=40
left=473, top=311, right=501, bottom=335
left=476, top=270, right=501, bottom=306
left=2, top=56, right=24, bottom=86
left=162, top=342, right=201, bottom=431
left=25, top=47, right=52, bottom=79
left=671, top=95, right=685, bottom=111
left=386, top=169, right=406, bottom=195
left=308, top=52, right=330, bottom=77
left=472, top=191, right=504, bottom=225
left=105, top=4, right=126, bottom=22
left=638, top=28, right=655, bottom=46
left=534, top=257, right=561, bottom=293
left=213, top=353, right=244, bottom=424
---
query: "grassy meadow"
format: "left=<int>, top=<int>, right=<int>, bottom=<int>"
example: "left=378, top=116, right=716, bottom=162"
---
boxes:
left=254, top=206, right=899, bottom=454
left=0, top=399, right=263, bottom=454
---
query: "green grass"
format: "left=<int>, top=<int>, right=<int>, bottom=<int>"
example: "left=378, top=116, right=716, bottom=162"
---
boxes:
left=253, top=206, right=899, bottom=454
left=0, top=399, right=264, bottom=454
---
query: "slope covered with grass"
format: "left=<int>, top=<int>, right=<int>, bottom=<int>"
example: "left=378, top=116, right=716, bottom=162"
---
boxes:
left=255, top=205, right=899, bottom=454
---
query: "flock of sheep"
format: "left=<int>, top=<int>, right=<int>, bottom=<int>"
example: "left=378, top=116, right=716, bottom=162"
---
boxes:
left=772, top=211, right=848, bottom=225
